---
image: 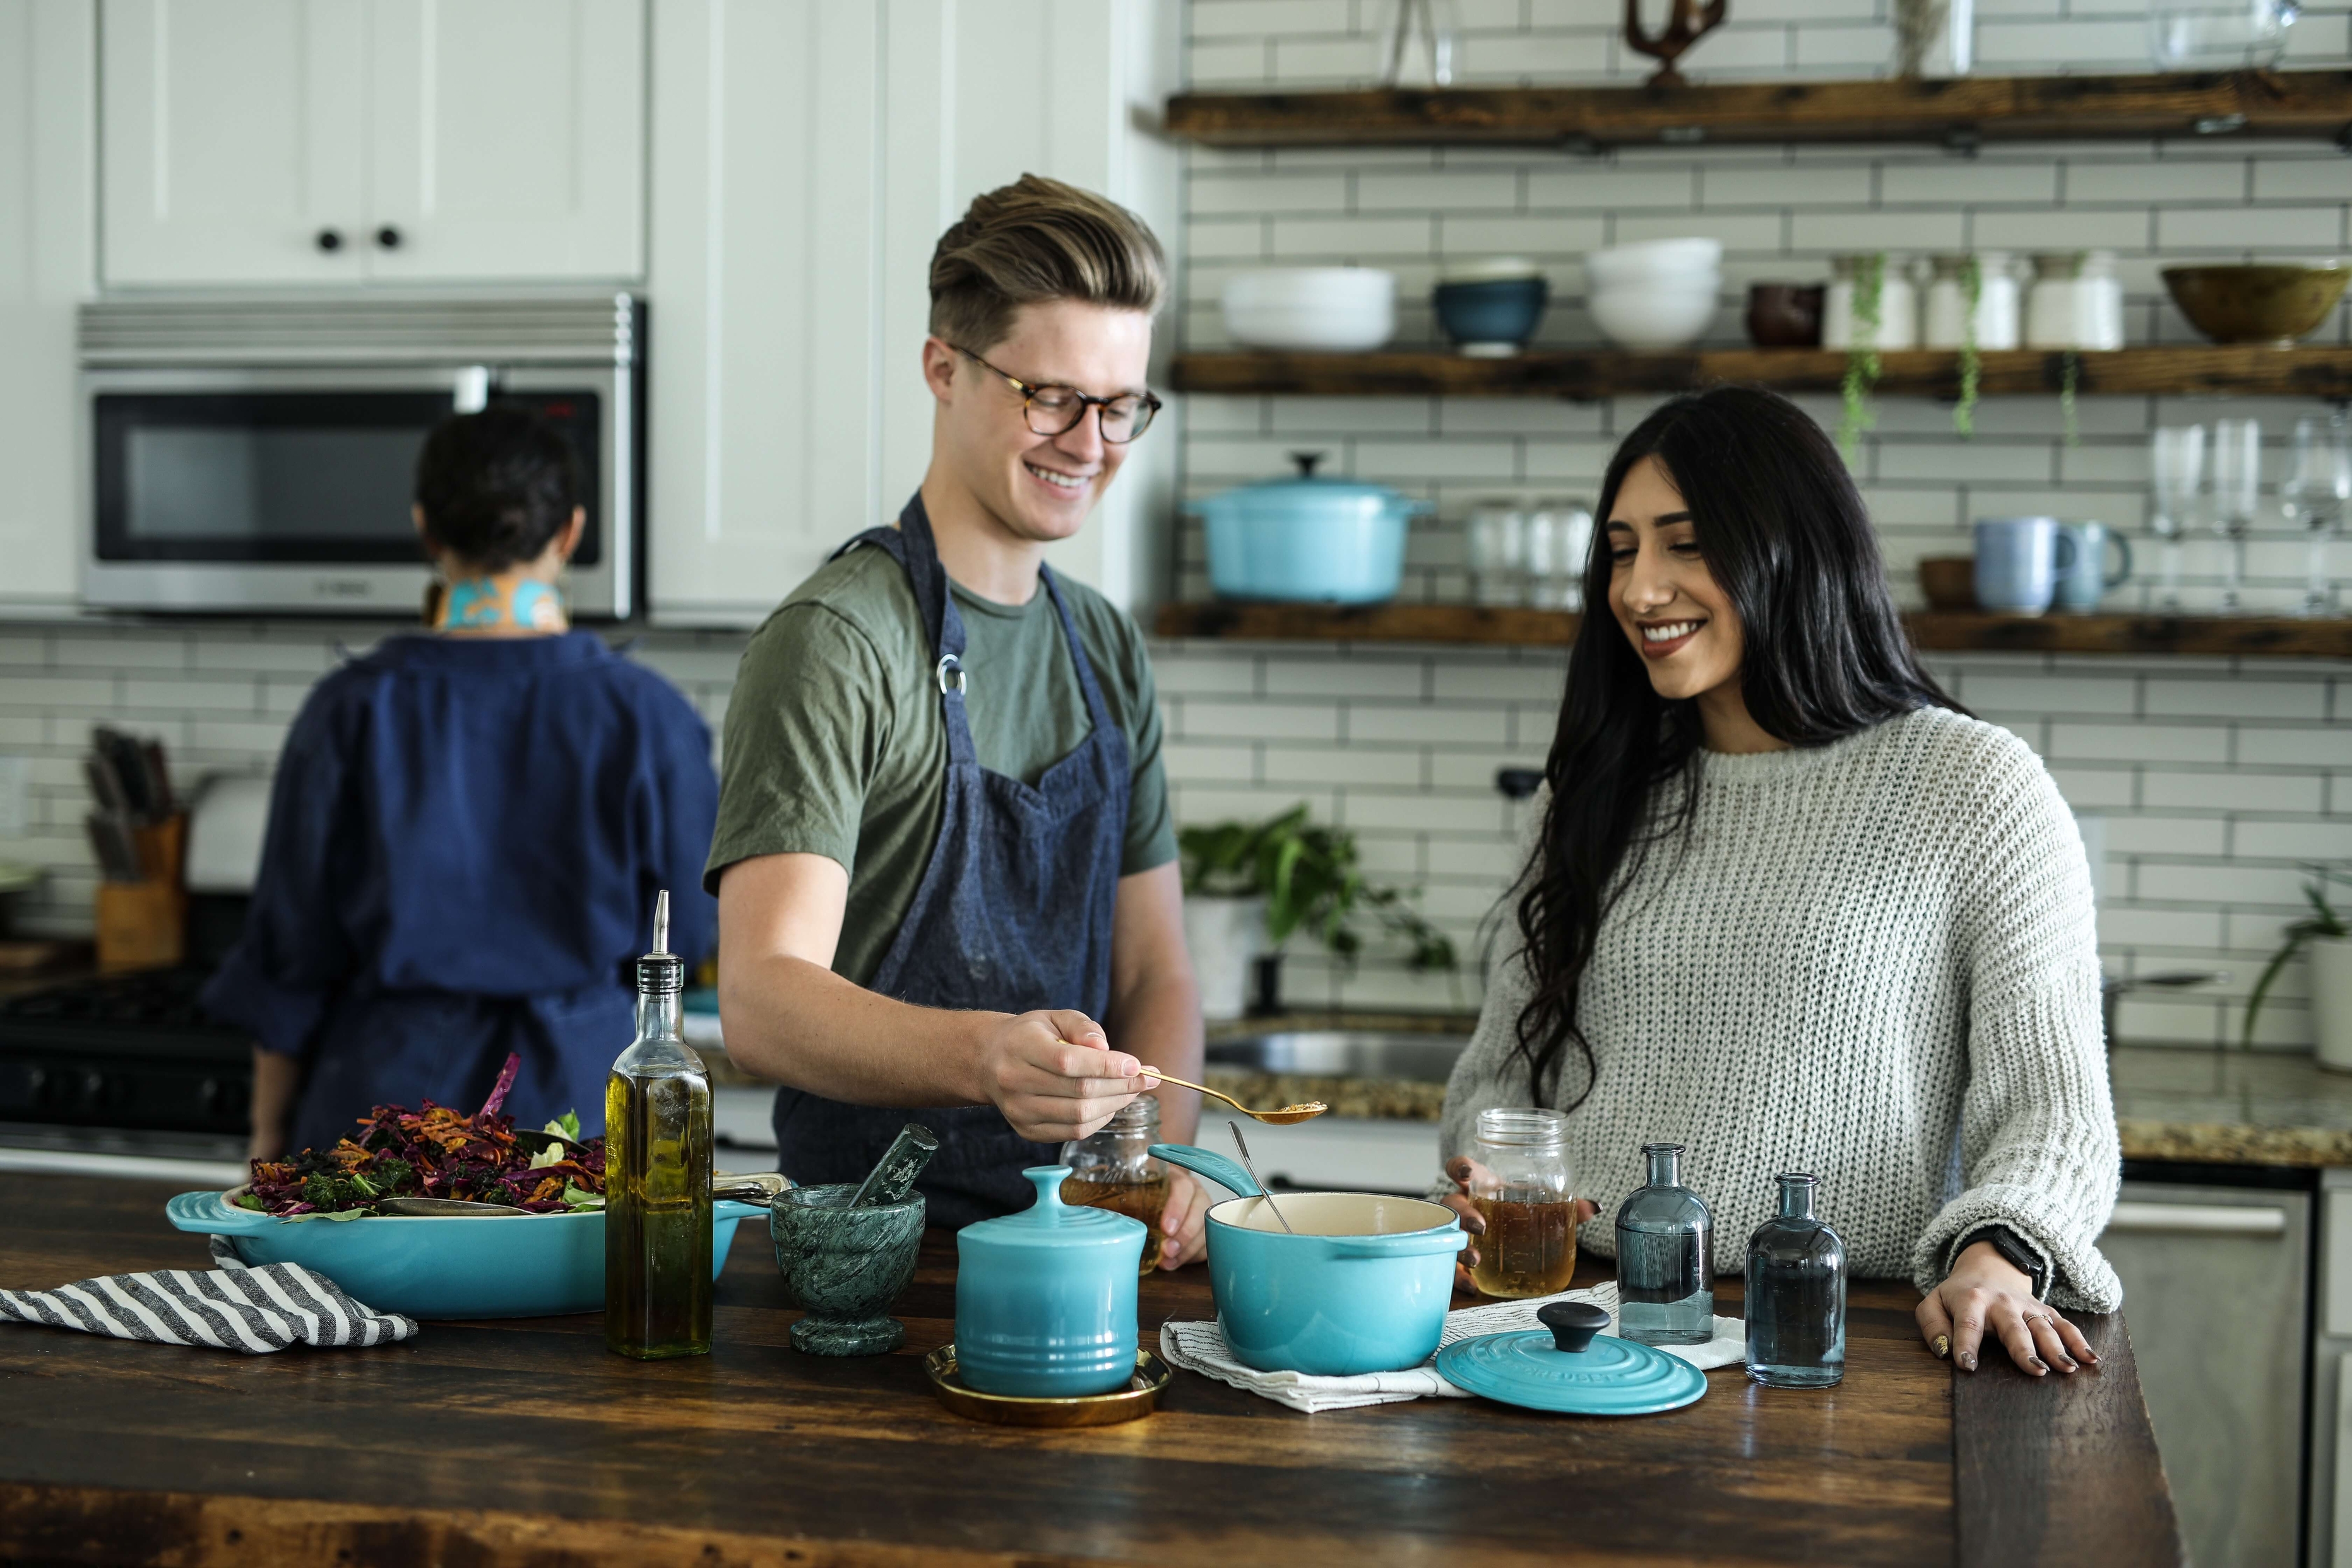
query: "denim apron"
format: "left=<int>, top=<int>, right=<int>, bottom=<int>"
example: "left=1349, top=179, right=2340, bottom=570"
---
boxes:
left=769, top=492, right=1131, bottom=1229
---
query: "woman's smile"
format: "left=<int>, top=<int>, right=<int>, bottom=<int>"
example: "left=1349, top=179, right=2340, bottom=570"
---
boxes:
left=1636, top=617, right=1706, bottom=659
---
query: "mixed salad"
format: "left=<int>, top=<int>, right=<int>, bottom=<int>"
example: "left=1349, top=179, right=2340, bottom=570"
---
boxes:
left=237, top=1053, right=606, bottom=1219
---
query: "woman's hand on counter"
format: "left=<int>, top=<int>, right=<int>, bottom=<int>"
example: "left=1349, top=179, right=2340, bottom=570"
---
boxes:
left=1437, top=1156, right=1599, bottom=1294
left=976, top=1009, right=1143, bottom=1144
left=1916, top=1240, right=2099, bottom=1377
left=1152, top=1170, right=1209, bottom=1270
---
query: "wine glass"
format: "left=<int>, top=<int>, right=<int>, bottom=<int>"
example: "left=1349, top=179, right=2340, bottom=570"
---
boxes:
left=2208, top=419, right=2261, bottom=614
left=2284, top=412, right=2352, bottom=617
left=2148, top=425, right=2204, bottom=611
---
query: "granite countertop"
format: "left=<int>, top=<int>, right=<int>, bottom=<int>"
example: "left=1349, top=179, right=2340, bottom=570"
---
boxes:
left=2110, top=1046, right=2352, bottom=1167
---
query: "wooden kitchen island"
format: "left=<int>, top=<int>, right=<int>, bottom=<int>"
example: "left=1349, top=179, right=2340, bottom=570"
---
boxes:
left=0, top=1173, right=2179, bottom=1567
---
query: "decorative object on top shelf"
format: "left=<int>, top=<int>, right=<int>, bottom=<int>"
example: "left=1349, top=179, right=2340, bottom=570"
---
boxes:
left=1221, top=268, right=1397, bottom=353
left=1584, top=238, right=1722, bottom=350
left=1826, top=253, right=1899, bottom=456
left=1894, top=0, right=1974, bottom=78
left=1624, top=0, right=1728, bottom=87
left=2162, top=264, right=2351, bottom=347
left=1160, top=73, right=2352, bottom=150
left=1151, top=599, right=2352, bottom=657
left=1745, top=283, right=1825, bottom=348
left=1189, top=453, right=1425, bottom=606
left=1168, top=345, right=2352, bottom=402
left=1921, top=253, right=2015, bottom=436
left=1377, top=0, right=1459, bottom=87
left=1433, top=259, right=1551, bottom=357
left=2243, top=864, right=2352, bottom=1064
left=2148, top=0, right=2297, bottom=70
left=1178, top=807, right=1459, bottom=1020
left=2025, top=252, right=2125, bottom=351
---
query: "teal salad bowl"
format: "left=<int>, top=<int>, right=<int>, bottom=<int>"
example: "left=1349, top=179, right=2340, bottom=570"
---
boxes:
left=167, top=1189, right=765, bottom=1320
left=1151, top=1143, right=1463, bottom=1375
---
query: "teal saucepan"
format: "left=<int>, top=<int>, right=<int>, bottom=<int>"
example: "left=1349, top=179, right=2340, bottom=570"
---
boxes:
left=167, top=1189, right=766, bottom=1320
left=1149, top=1143, right=1462, bottom=1375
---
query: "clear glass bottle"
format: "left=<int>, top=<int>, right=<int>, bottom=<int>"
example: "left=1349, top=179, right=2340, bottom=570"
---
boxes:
left=2284, top=412, right=2351, bottom=617
left=1744, top=1173, right=1846, bottom=1389
left=1465, top=500, right=1528, bottom=608
left=605, top=892, right=714, bottom=1360
left=1467, top=1108, right=1577, bottom=1300
left=1613, top=1143, right=1714, bottom=1346
left=1060, top=1096, right=1170, bottom=1277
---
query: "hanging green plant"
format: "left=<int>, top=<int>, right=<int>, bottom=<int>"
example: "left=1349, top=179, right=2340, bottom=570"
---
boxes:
left=2060, top=348, right=2081, bottom=447
left=1836, top=252, right=1885, bottom=462
left=1952, top=254, right=1981, bottom=439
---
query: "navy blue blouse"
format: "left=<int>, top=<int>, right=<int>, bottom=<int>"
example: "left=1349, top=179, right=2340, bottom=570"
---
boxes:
left=202, top=632, right=718, bottom=1155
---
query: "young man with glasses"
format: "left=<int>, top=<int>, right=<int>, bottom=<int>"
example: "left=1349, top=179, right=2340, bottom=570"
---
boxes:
left=706, top=175, right=1208, bottom=1265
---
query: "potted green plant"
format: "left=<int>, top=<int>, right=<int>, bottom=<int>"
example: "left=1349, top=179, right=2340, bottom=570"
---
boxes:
left=2245, top=864, right=2352, bottom=1068
left=1178, top=805, right=1457, bottom=1020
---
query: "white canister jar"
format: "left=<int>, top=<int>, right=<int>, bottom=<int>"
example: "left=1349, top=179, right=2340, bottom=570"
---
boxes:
left=1921, top=253, right=2019, bottom=350
left=2313, top=935, right=2352, bottom=1072
left=2025, top=251, right=2124, bottom=350
left=1823, top=254, right=1918, bottom=351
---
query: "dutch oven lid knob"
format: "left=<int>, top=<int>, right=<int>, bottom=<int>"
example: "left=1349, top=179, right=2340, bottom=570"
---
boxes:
left=1537, top=1300, right=1610, bottom=1354
left=1289, top=451, right=1324, bottom=480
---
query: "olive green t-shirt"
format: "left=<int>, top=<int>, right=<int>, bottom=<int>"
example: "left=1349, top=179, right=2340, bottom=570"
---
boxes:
left=704, top=540, right=1177, bottom=987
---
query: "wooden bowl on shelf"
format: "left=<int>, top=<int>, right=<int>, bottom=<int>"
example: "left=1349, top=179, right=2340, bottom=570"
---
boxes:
left=1917, top=556, right=1976, bottom=611
left=2161, top=264, right=2349, bottom=347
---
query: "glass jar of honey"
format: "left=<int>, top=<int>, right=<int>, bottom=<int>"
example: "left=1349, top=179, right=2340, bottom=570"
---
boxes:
left=1059, top=1096, right=1170, bottom=1276
left=1468, top=1107, right=1577, bottom=1299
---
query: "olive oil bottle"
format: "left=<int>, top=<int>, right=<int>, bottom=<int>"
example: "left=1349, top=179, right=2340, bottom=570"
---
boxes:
left=605, top=891, right=715, bottom=1359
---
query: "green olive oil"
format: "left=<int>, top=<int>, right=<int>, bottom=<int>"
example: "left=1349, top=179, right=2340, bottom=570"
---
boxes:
left=605, top=892, right=714, bottom=1360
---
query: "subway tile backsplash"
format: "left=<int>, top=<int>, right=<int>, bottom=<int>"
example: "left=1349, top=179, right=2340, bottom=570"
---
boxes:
left=3, top=1, right=2349, bottom=1055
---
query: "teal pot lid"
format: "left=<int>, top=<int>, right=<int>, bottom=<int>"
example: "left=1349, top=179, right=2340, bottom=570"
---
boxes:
left=1191, top=452, right=1428, bottom=521
left=1435, top=1302, right=1708, bottom=1416
left=958, top=1166, right=1145, bottom=1251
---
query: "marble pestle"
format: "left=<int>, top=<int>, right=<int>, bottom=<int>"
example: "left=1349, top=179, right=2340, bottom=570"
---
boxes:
left=847, top=1123, right=941, bottom=1209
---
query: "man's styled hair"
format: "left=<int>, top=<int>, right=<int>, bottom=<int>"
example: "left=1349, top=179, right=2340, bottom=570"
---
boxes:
left=927, top=174, right=1166, bottom=352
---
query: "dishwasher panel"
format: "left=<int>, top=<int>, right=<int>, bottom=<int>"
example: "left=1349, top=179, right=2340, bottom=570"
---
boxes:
left=2103, top=1180, right=2310, bottom=1568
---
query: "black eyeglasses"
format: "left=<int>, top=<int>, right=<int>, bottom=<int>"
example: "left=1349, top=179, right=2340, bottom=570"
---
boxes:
left=954, top=347, right=1161, bottom=444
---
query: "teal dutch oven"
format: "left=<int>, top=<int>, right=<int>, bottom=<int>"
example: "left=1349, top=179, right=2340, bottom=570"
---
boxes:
left=1150, top=1143, right=1463, bottom=1375
left=167, top=1189, right=766, bottom=1319
left=1191, top=453, right=1429, bottom=604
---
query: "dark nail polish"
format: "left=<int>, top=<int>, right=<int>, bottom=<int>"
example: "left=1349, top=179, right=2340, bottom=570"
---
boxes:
left=2082, top=1350, right=2101, bottom=1365
left=2057, top=1358, right=2078, bottom=1372
left=2028, top=1356, right=2048, bottom=1374
left=1957, top=1351, right=1976, bottom=1371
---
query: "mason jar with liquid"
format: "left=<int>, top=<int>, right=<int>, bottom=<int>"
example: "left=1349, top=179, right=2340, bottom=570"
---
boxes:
left=1467, top=1107, right=1577, bottom=1299
left=1060, top=1096, right=1170, bottom=1277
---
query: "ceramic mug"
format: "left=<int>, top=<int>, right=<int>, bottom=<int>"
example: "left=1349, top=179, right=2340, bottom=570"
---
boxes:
left=2053, top=521, right=2133, bottom=612
left=1974, top=517, right=2076, bottom=615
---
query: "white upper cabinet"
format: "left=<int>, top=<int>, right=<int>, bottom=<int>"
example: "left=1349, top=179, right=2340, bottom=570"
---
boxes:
left=100, top=0, right=644, bottom=287
left=645, top=0, right=1179, bottom=626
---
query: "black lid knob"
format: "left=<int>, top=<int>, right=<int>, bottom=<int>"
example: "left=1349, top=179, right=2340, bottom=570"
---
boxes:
left=376, top=225, right=402, bottom=250
left=1538, top=1300, right=1610, bottom=1354
left=1288, top=451, right=1324, bottom=478
left=314, top=228, right=343, bottom=252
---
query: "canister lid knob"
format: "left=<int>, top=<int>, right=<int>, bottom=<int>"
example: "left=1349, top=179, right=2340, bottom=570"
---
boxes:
left=1538, top=1301, right=1610, bottom=1354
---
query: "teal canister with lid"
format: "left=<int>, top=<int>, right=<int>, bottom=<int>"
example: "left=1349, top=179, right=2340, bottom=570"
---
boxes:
left=954, top=1165, right=1146, bottom=1397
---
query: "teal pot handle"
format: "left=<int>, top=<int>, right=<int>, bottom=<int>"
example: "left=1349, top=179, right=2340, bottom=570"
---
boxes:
left=715, top=1199, right=767, bottom=1223
left=1148, top=1143, right=1260, bottom=1198
left=167, top=1189, right=274, bottom=1236
left=1325, top=1223, right=1464, bottom=1259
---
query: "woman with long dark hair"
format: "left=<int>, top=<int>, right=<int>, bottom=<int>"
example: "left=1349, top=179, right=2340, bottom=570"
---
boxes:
left=1437, top=386, right=2119, bottom=1378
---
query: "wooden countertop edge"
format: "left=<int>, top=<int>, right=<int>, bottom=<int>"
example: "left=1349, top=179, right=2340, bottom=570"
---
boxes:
left=0, top=1481, right=1098, bottom=1568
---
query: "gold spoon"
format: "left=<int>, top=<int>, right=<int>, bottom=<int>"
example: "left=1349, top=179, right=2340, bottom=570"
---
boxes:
left=1137, top=1067, right=1328, bottom=1125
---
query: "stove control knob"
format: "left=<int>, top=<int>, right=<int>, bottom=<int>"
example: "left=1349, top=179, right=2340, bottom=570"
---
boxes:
left=78, top=1069, right=108, bottom=1109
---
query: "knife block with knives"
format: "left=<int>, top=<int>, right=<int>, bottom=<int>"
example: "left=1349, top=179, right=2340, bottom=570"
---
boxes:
left=86, top=726, right=188, bottom=973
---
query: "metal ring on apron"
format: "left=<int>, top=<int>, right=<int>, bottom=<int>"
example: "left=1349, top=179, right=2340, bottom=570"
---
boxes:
left=936, top=653, right=966, bottom=694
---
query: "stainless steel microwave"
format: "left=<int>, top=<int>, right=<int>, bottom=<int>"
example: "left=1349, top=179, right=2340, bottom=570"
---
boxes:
left=80, top=292, right=643, bottom=618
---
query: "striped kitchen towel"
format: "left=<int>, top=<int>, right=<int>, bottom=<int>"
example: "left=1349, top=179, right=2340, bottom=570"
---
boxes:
left=0, top=1236, right=419, bottom=1353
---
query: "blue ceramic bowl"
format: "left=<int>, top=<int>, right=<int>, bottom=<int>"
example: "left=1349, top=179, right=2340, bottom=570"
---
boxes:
left=1433, top=277, right=1550, bottom=355
left=167, top=1189, right=764, bottom=1319
left=1152, top=1145, right=1463, bottom=1375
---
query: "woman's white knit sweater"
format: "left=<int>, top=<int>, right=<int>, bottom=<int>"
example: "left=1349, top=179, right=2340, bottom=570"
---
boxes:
left=1440, top=705, right=2123, bottom=1312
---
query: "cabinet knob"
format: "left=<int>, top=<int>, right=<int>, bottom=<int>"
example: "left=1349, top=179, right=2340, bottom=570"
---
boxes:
left=375, top=225, right=403, bottom=251
left=315, top=228, right=344, bottom=253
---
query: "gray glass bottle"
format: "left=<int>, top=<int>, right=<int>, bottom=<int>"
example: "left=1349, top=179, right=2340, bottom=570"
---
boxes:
left=1613, top=1143, right=1714, bottom=1346
left=1744, top=1173, right=1846, bottom=1389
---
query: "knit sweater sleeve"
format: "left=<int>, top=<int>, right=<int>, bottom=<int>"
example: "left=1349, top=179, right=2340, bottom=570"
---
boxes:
left=1908, top=732, right=2123, bottom=1312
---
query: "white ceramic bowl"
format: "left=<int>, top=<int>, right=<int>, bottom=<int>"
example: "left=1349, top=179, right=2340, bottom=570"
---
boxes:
left=1589, top=279, right=1721, bottom=350
left=1583, top=238, right=1725, bottom=291
left=1221, top=268, right=1397, bottom=352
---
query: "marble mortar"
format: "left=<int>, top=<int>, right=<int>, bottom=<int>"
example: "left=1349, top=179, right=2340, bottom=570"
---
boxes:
left=771, top=1182, right=925, bottom=1355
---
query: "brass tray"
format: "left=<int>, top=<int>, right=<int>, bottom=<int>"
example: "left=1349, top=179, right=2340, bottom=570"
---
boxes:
left=923, top=1345, right=1170, bottom=1427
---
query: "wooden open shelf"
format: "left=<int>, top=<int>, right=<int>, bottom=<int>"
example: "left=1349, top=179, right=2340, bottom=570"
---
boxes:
left=1154, top=601, right=2352, bottom=658
left=1165, top=71, right=2352, bottom=150
left=1172, top=346, right=2352, bottom=401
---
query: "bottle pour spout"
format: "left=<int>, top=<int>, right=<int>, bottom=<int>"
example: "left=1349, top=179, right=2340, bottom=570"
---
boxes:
left=653, top=889, right=670, bottom=956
